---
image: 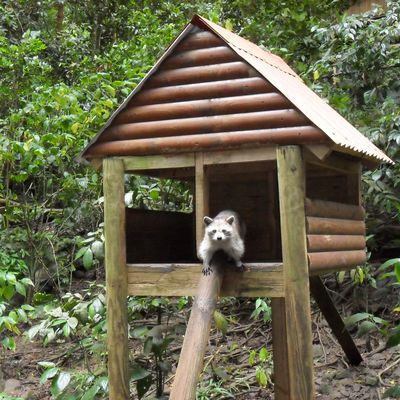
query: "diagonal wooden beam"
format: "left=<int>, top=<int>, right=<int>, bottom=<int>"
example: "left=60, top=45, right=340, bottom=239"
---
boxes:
left=309, top=276, right=362, bottom=365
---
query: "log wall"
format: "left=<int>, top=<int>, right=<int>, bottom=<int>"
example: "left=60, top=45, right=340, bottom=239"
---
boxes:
left=305, top=198, right=367, bottom=275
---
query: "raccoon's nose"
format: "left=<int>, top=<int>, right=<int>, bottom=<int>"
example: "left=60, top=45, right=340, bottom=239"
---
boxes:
left=217, top=236, right=222, bottom=240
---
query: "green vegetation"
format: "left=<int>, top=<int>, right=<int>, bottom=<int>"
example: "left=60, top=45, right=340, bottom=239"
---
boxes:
left=0, top=0, right=399, bottom=398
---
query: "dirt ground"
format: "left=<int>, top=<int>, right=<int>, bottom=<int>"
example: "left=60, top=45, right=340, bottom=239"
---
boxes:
left=1, top=277, right=399, bottom=399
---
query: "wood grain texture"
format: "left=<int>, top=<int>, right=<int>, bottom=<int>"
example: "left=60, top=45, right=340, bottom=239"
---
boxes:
left=122, top=153, right=195, bottom=171
left=305, top=198, right=365, bottom=220
left=306, top=217, right=365, bottom=235
left=126, top=263, right=284, bottom=297
left=170, top=262, right=224, bottom=400
left=271, top=298, right=290, bottom=400
left=276, top=145, right=315, bottom=399
left=307, top=235, right=366, bottom=252
left=309, top=276, right=362, bottom=365
left=308, top=250, right=367, bottom=275
left=170, top=153, right=219, bottom=400
left=103, top=158, right=129, bottom=400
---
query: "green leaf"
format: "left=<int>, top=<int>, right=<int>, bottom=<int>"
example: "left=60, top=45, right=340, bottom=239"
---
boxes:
left=248, top=350, right=256, bottom=366
left=40, top=367, right=59, bottom=384
left=75, top=246, right=88, bottom=260
left=15, top=281, right=27, bottom=297
left=81, top=381, right=101, bottom=400
left=344, top=313, right=370, bottom=328
left=83, top=248, right=94, bottom=270
left=3, top=285, right=15, bottom=300
left=136, top=375, right=152, bottom=399
left=259, top=347, right=270, bottom=362
left=51, top=371, right=71, bottom=396
left=356, top=320, right=376, bottom=337
left=383, top=385, right=400, bottom=398
left=131, top=366, right=151, bottom=382
left=386, top=331, right=400, bottom=348
left=256, top=367, right=269, bottom=388
left=2, top=336, right=16, bottom=351
left=213, top=310, right=228, bottom=336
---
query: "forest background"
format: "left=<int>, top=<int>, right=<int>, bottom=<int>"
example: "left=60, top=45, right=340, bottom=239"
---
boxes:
left=0, top=0, right=400, bottom=399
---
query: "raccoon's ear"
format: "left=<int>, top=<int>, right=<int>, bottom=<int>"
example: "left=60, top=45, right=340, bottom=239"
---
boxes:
left=226, top=216, right=235, bottom=225
left=203, top=216, right=213, bottom=226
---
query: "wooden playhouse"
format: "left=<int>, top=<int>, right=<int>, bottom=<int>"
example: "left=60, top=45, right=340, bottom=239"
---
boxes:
left=80, top=15, right=392, bottom=400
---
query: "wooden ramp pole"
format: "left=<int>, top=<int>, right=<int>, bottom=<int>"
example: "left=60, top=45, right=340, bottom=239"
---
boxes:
left=103, top=158, right=129, bottom=399
left=273, top=145, right=315, bottom=400
left=170, top=263, right=224, bottom=399
left=170, top=152, right=218, bottom=400
left=309, top=276, right=362, bottom=365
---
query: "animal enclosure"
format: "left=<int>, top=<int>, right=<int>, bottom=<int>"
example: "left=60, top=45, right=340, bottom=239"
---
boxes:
left=79, top=14, right=392, bottom=400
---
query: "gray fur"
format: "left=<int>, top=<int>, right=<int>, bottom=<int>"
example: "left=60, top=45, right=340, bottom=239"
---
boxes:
left=198, top=210, right=245, bottom=275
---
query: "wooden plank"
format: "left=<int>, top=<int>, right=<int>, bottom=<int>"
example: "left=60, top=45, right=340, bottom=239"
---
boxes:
left=305, top=151, right=361, bottom=174
left=170, top=258, right=224, bottom=400
left=195, top=153, right=209, bottom=246
left=305, top=198, right=365, bottom=220
left=171, top=152, right=222, bottom=400
left=271, top=298, right=290, bottom=400
left=126, top=263, right=284, bottom=297
left=122, top=153, right=195, bottom=172
left=304, top=144, right=332, bottom=161
left=203, top=146, right=276, bottom=165
left=306, top=216, right=365, bottom=235
left=276, top=145, right=315, bottom=399
left=103, top=158, right=129, bottom=400
left=309, top=276, right=362, bottom=365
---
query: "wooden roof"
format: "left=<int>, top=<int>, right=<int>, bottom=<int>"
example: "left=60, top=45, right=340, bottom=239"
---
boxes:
left=80, top=15, right=392, bottom=166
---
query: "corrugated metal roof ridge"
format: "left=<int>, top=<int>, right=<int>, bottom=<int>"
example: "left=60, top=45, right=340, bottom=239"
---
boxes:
left=192, top=15, right=300, bottom=78
left=78, top=22, right=196, bottom=162
left=193, top=15, right=393, bottom=165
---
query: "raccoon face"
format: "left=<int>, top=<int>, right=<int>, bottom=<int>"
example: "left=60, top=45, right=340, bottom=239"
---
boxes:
left=204, top=215, right=235, bottom=241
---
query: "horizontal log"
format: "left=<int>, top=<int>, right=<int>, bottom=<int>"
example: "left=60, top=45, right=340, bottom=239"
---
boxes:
left=126, top=263, right=284, bottom=297
left=103, top=109, right=309, bottom=141
left=308, top=250, right=367, bottom=275
left=134, top=77, right=274, bottom=105
left=115, top=93, right=291, bottom=124
left=305, top=198, right=365, bottom=220
left=86, top=126, right=326, bottom=157
left=162, top=46, right=238, bottom=69
left=174, top=31, right=224, bottom=51
left=306, top=217, right=365, bottom=235
left=147, top=62, right=256, bottom=87
left=307, top=235, right=365, bottom=252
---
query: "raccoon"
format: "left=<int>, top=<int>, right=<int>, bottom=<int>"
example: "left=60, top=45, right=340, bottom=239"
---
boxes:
left=198, top=210, right=246, bottom=275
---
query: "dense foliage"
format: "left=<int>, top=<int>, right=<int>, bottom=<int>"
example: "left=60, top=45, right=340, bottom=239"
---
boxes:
left=0, top=0, right=399, bottom=398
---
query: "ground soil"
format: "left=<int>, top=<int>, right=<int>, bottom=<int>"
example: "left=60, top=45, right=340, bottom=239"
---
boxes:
left=1, top=275, right=399, bottom=399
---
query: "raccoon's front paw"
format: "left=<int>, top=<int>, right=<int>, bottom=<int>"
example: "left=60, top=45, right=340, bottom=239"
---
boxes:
left=202, top=265, right=213, bottom=276
left=237, top=263, right=246, bottom=272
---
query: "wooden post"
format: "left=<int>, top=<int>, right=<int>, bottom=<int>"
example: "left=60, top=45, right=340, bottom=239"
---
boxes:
left=273, top=145, right=315, bottom=399
left=170, top=153, right=224, bottom=400
left=103, top=158, right=129, bottom=399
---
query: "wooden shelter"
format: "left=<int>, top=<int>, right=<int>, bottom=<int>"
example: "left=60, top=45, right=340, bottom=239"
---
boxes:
left=80, top=15, right=392, bottom=400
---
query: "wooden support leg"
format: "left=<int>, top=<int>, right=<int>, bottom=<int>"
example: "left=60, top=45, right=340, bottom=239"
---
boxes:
left=103, top=158, right=129, bottom=399
left=170, top=153, right=224, bottom=400
left=271, top=298, right=290, bottom=400
left=309, top=276, right=362, bottom=365
left=274, top=145, right=315, bottom=399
